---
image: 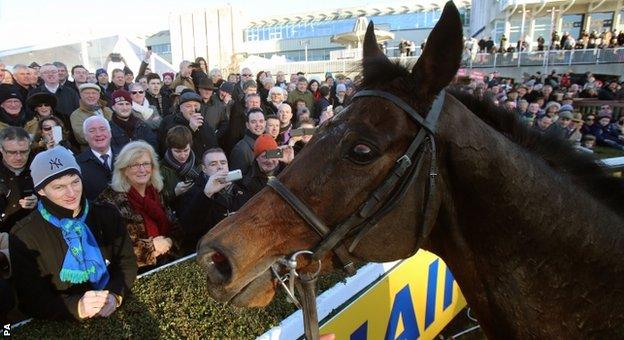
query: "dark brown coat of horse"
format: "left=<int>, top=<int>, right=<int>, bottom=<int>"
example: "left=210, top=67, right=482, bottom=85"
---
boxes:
left=198, top=2, right=624, bottom=338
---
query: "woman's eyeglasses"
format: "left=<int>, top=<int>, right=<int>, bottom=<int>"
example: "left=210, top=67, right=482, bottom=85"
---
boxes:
left=128, top=161, right=152, bottom=170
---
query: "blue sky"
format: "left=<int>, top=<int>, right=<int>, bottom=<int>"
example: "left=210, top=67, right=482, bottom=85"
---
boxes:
left=0, top=0, right=394, bottom=50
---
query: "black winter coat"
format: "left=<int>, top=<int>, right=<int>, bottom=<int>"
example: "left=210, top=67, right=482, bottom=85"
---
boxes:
left=10, top=198, right=137, bottom=320
left=75, top=148, right=118, bottom=201
left=158, top=113, right=218, bottom=164
left=110, top=119, right=159, bottom=154
left=0, top=159, right=34, bottom=233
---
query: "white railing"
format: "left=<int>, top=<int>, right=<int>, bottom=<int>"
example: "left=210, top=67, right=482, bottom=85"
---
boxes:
left=262, top=48, right=624, bottom=75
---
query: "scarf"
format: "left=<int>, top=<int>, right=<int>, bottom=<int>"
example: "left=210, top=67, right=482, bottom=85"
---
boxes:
left=132, top=100, right=154, bottom=121
left=112, top=112, right=139, bottom=139
left=164, top=148, right=196, bottom=174
left=0, top=108, right=28, bottom=127
left=127, top=185, right=171, bottom=237
left=37, top=200, right=110, bottom=289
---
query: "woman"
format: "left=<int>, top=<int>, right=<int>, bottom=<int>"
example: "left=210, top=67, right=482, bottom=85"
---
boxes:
left=0, top=84, right=38, bottom=135
left=308, top=79, right=321, bottom=101
left=97, top=141, right=176, bottom=270
left=26, top=92, right=58, bottom=119
left=195, top=57, right=208, bottom=75
left=10, top=147, right=137, bottom=320
left=32, top=116, right=76, bottom=155
left=161, top=72, right=175, bottom=95
left=129, top=83, right=162, bottom=131
left=264, top=86, right=286, bottom=116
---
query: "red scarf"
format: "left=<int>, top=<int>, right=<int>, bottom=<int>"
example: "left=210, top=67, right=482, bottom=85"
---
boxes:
left=127, top=185, right=171, bottom=237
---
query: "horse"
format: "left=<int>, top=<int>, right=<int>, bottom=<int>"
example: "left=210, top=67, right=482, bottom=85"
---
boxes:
left=197, top=2, right=624, bottom=338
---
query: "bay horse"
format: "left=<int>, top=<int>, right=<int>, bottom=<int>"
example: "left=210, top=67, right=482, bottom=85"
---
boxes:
left=198, top=2, right=624, bottom=338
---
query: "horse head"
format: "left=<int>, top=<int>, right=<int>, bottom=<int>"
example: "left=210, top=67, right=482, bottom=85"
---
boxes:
left=198, top=1, right=464, bottom=307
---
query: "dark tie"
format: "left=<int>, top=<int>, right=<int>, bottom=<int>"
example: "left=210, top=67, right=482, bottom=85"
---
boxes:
left=100, top=154, right=111, bottom=172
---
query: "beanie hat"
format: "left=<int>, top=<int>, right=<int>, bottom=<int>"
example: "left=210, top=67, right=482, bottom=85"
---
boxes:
left=179, top=92, right=202, bottom=105
left=95, top=68, right=108, bottom=78
left=219, top=82, right=235, bottom=94
left=30, top=147, right=81, bottom=190
left=78, top=83, right=101, bottom=93
left=111, top=89, right=132, bottom=104
left=254, top=134, right=278, bottom=158
left=123, top=66, right=133, bottom=75
left=336, top=84, right=347, bottom=92
left=560, top=104, right=573, bottom=112
left=559, top=111, right=573, bottom=120
left=0, top=84, right=23, bottom=104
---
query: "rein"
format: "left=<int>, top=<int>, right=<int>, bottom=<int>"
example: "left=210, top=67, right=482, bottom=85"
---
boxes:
left=268, top=89, right=445, bottom=339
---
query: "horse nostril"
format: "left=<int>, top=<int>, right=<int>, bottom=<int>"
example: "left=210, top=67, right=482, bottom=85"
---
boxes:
left=199, top=249, right=233, bottom=285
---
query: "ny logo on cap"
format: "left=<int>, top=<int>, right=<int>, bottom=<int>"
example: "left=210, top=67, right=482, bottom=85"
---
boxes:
left=49, top=157, right=63, bottom=169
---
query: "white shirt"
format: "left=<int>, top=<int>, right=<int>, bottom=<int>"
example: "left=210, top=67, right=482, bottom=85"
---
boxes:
left=45, top=83, right=60, bottom=94
left=91, top=148, right=113, bottom=169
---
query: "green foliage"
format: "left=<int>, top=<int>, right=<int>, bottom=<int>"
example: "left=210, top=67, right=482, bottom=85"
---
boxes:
left=14, top=260, right=349, bottom=339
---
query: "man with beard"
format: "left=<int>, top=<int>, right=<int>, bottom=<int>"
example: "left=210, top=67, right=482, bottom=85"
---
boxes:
left=109, top=90, right=158, bottom=152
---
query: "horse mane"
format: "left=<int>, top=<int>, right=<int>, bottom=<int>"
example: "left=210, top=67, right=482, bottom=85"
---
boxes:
left=357, top=58, right=624, bottom=217
left=448, top=88, right=624, bottom=218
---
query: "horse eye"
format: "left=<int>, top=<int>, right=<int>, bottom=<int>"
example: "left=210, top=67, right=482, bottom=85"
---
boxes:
left=347, top=143, right=378, bottom=164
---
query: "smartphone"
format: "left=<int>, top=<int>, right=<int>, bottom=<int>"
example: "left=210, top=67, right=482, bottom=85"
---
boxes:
left=290, top=128, right=316, bottom=137
left=265, top=149, right=283, bottom=159
left=146, top=46, right=152, bottom=51
left=224, top=169, right=242, bottom=182
left=52, top=126, right=63, bottom=146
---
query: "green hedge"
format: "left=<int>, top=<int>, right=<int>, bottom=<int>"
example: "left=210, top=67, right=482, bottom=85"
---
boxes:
left=14, top=259, right=348, bottom=339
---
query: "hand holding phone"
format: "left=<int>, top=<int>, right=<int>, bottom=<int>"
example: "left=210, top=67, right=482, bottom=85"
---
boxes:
left=52, top=126, right=63, bottom=146
left=224, top=170, right=242, bottom=182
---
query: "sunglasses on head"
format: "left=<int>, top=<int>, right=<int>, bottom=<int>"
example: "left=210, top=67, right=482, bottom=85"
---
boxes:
left=131, top=90, right=144, bottom=94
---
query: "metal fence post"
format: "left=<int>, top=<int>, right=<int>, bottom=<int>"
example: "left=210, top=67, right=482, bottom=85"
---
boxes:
left=493, top=53, right=497, bottom=69
left=596, top=48, right=601, bottom=65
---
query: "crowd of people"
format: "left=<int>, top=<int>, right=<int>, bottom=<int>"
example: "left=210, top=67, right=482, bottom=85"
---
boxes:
left=1, top=49, right=623, bottom=324
left=0, top=53, right=357, bottom=323
left=459, top=70, right=624, bottom=152
left=470, top=29, right=624, bottom=54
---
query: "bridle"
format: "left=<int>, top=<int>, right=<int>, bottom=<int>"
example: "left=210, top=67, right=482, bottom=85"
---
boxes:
left=267, top=89, right=445, bottom=339
left=268, top=89, right=445, bottom=271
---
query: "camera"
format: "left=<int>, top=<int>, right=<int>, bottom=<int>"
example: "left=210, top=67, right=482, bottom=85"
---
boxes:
left=224, top=170, right=242, bottom=182
left=110, top=53, right=121, bottom=62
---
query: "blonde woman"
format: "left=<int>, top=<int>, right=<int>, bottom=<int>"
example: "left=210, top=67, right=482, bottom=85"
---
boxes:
left=264, top=86, right=287, bottom=116
left=97, top=141, right=175, bottom=270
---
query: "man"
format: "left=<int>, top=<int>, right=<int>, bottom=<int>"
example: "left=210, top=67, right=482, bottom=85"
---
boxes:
left=232, top=67, right=253, bottom=102
left=75, top=116, right=117, bottom=200
left=198, top=78, right=228, bottom=141
left=598, top=81, right=620, bottom=100
left=123, top=67, right=134, bottom=85
left=96, top=68, right=110, bottom=92
left=70, top=83, right=113, bottom=148
left=534, top=115, right=553, bottom=134
left=53, top=62, right=69, bottom=86
left=242, top=134, right=293, bottom=196
left=29, top=63, right=80, bottom=122
left=217, top=81, right=234, bottom=110
left=546, top=110, right=573, bottom=139
left=145, top=73, right=172, bottom=117
left=10, top=146, right=137, bottom=320
left=68, top=65, right=89, bottom=93
left=209, top=68, right=223, bottom=88
left=106, top=69, right=128, bottom=96
left=222, top=93, right=262, bottom=155
left=0, top=127, right=37, bottom=232
left=0, top=85, right=38, bottom=133
left=109, top=90, right=158, bottom=152
left=171, top=61, right=195, bottom=92
left=12, top=65, right=32, bottom=100
left=288, top=76, right=314, bottom=111
left=230, top=108, right=266, bottom=175
left=265, top=114, right=281, bottom=140
left=177, top=148, right=249, bottom=252
left=158, top=92, right=218, bottom=163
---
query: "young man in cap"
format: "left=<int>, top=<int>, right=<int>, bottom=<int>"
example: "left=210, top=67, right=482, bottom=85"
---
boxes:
left=109, top=90, right=158, bottom=152
left=158, top=92, right=218, bottom=162
left=70, top=83, right=113, bottom=148
left=0, top=127, right=37, bottom=233
left=217, top=82, right=235, bottom=109
left=10, top=147, right=137, bottom=320
left=198, top=78, right=228, bottom=141
left=242, top=133, right=293, bottom=196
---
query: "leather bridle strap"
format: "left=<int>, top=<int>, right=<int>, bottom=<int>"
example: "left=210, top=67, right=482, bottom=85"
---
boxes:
left=267, top=90, right=446, bottom=275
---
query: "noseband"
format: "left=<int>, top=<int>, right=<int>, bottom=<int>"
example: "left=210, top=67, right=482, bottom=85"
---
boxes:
left=267, top=89, right=445, bottom=275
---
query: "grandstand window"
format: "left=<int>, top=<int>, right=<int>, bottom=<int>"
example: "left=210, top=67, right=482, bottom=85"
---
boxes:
left=588, top=12, right=614, bottom=34
left=561, top=14, right=584, bottom=40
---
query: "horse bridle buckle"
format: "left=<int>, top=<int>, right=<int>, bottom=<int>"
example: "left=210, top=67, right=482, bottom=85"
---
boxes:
left=271, top=250, right=321, bottom=308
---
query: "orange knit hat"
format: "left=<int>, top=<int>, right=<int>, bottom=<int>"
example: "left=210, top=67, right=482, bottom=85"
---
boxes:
left=254, top=134, right=278, bottom=158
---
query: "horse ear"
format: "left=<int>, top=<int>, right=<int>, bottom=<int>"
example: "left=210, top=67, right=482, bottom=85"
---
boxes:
left=411, top=1, right=463, bottom=99
left=362, top=21, right=388, bottom=60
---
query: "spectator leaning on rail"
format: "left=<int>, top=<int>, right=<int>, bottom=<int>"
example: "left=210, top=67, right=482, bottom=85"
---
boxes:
left=177, top=148, right=250, bottom=253
left=10, top=146, right=137, bottom=320
left=0, top=127, right=37, bottom=233
left=97, top=141, right=177, bottom=270
left=70, top=83, right=113, bottom=148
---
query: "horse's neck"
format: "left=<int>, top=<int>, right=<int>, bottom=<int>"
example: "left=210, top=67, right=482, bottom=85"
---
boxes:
left=428, top=97, right=624, bottom=338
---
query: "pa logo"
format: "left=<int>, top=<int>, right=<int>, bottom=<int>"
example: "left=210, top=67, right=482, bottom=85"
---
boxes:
left=3, top=323, right=9, bottom=336
left=49, top=157, right=63, bottom=170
